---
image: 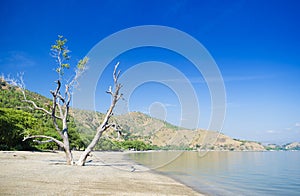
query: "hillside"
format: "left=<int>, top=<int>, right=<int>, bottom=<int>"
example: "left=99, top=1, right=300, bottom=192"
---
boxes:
left=284, top=142, right=300, bottom=150
left=74, top=110, right=266, bottom=151
left=0, top=78, right=296, bottom=151
left=0, top=79, right=84, bottom=150
left=114, top=112, right=265, bottom=151
left=266, top=142, right=300, bottom=151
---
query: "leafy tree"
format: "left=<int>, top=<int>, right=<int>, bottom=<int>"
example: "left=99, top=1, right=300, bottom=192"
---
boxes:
left=0, top=108, right=36, bottom=150
left=95, top=138, right=120, bottom=151
left=115, top=140, right=148, bottom=151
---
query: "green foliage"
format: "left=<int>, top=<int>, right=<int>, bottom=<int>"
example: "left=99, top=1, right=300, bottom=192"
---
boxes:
left=77, top=57, right=89, bottom=70
left=164, top=121, right=178, bottom=130
left=93, top=139, right=155, bottom=151
left=0, top=86, right=85, bottom=151
left=51, top=35, right=88, bottom=77
left=265, top=146, right=286, bottom=151
left=0, top=108, right=37, bottom=150
left=67, top=117, right=86, bottom=150
left=158, top=145, right=192, bottom=151
left=0, top=86, right=50, bottom=113
left=51, top=35, right=71, bottom=76
left=95, top=138, right=120, bottom=151
left=122, top=140, right=147, bottom=151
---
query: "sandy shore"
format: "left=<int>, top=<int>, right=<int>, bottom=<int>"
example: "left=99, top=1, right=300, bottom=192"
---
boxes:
left=0, top=151, right=203, bottom=195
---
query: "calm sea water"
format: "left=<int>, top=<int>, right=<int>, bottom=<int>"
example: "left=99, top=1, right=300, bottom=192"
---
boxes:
left=128, top=151, right=300, bottom=195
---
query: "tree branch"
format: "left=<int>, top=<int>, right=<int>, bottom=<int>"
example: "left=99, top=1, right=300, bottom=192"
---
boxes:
left=57, top=101, right=64, bottom=119
left=106, top=86, right=113, bottom=95
left=65, top=84, right=71, bottom=107
left=22, top=99, right=52, bottom=115
left=113, top=62, right=120, bottom=84
left=4, top=74, right=62, bottom=120
left=32, top=139, right=53, bottom=144
left=65, top=57, right=88, bottom=96
left=56, top=92, right=65, bottom=104
left=50, top=80, right=61, bottom=98
left=23, top=135, right=64, bottom=148
left=50, top=80, right=65, bottom=138
left=76, top=62, right=122, bottom=166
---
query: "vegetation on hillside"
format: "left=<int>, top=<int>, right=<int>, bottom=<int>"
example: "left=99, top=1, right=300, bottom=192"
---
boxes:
left=0, top=108, right=35, bottom=150
left=1, top=78, right=299, bottom=152
left=0, top=81, right=85, bottom=150
left=0, top=79, right=154, bottom=151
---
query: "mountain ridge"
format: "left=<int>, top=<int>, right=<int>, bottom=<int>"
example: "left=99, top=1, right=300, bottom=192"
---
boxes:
left=1, top=78, right=299, bottom=151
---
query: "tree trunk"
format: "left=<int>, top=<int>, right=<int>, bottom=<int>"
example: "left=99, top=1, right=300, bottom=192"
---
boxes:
left=63, top=136, right=73, bottom=165
left=77, top=128, right=103, bottom=166
left=64, top=146, right=74, bottom=165
left=62, top=118, right=74, bottom=165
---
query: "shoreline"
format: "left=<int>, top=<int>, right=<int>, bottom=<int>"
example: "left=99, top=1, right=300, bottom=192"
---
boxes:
left=122, top=151, right=207, bottom=195
left=0, top=151, right=204, bottom=195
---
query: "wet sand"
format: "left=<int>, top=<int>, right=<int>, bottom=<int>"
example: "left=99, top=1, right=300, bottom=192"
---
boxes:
left=0, top=151, right=203, bottom=195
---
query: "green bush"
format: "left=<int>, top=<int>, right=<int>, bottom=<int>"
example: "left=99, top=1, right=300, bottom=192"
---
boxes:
left=0, top=108, right=37, bottom=150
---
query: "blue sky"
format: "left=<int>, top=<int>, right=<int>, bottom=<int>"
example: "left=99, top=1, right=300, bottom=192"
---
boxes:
left=1, top=0, right=299, bottom=144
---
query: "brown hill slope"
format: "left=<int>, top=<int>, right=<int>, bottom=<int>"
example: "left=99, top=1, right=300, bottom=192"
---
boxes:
left=113, top=112, right=265, bottom=151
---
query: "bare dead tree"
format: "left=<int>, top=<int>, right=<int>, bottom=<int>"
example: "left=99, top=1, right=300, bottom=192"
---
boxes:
left=77, top=62, right=122, bottom=166
left=6, top=36, right=88, bottom=165
left=6, top=35, right=123, bottom=166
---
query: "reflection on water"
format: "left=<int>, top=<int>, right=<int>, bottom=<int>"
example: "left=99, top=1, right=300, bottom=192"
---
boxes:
left=128, top=151, right=184, bottom=170
left=128, top=151, right=300, bottom=196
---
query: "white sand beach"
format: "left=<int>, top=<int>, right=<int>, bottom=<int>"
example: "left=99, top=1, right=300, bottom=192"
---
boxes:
left=0, top=151, right=203, bottom=195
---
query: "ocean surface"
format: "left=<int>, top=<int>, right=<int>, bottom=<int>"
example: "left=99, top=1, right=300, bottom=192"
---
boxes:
left=127, top=151, right=300, bottom=195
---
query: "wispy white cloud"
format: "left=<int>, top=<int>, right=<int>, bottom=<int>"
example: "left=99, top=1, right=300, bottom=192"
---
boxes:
left=284, top=122, right=300, bottom=131
left=266, top=130, right=275, bottom=133
left=1, top=51, right=36, bottom=68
